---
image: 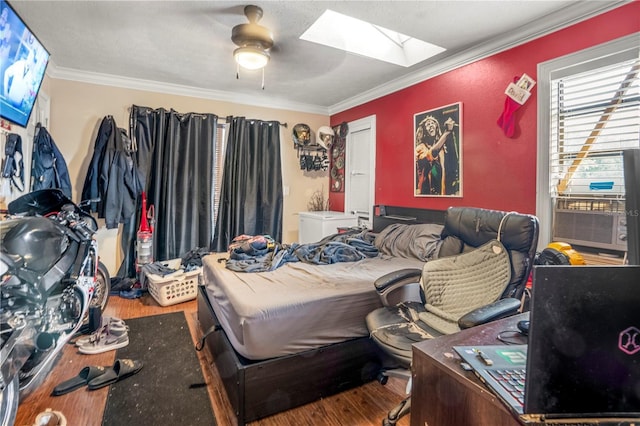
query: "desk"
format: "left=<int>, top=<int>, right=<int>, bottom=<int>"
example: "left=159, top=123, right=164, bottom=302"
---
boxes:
left=411, top=313, right=528, bottom=426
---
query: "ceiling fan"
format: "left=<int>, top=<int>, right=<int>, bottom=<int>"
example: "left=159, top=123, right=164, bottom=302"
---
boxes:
left=231, top=5, right=274, bottom=87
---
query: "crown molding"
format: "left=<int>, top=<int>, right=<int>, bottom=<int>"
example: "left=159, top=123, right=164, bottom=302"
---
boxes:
left=45, top=63, right=330, bottom=116
left=328, top=1, right=628, bottom=115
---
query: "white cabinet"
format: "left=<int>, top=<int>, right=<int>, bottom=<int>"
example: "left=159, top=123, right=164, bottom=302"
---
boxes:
left=298, top=211, right=358, bottom=243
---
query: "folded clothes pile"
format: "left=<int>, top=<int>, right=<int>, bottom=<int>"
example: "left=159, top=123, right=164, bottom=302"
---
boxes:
left=140, top=261, right=178, bottom=277
left=181, top=247, right=210, bottom=271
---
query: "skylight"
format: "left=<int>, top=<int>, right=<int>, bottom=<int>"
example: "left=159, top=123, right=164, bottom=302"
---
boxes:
left=300, top=10, right=446, bottom=67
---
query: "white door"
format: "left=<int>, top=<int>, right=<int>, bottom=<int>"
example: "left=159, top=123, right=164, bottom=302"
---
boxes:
left=345, top=115, right=376, bottom=227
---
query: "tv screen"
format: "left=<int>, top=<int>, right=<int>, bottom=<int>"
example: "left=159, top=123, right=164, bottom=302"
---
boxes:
left=0, top=0, right=49, bottom=128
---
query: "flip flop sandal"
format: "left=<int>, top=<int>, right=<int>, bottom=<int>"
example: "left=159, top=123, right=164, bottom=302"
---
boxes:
left=87, top=359, right=144, bottom=391
left=51, top=365, right=108, bottom=396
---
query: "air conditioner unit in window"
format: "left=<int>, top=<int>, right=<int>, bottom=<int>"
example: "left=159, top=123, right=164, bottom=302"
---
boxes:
left=553, top=200, right=627, bottom=252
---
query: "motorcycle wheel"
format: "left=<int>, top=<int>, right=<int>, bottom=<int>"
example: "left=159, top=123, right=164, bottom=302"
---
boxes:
left=90, top=261, right=111, bottom=312
left=0, top=375, right=19, bottom=426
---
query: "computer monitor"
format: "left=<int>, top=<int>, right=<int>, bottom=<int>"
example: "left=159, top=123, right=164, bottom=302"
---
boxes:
left=623, top=148, right=640, bottom=265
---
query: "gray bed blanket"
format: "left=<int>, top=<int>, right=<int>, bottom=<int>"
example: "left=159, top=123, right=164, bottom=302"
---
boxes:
left=374, top=223, right=444, bottom=261
left=226, top=229, right=379, bottom=272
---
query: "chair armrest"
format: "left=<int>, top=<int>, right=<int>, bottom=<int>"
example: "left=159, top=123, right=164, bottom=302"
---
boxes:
left=457, top=297, right=522, bottom=329
left=374, top=268, right=423, bottom=307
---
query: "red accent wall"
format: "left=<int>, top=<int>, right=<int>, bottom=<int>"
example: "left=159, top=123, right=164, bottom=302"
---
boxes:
left=330, top=3, right=639, bottom=214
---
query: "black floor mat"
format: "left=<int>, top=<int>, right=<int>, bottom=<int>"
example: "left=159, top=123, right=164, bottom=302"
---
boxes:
left=101, top=312, right=216, bottom=425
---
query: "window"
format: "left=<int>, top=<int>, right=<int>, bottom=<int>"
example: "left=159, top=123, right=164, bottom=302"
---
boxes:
left=212, top=123, right=227, bottom=229
left=550, top=58, right=639, bottom=199
left=537, top=34, right=640, bottom=250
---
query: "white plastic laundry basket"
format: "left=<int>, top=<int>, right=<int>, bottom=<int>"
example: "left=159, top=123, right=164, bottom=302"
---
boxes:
left=146, top=260, right=201, bottom=306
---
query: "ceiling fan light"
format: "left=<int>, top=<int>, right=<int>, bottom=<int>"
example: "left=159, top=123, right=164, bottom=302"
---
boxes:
left=234, top=46, right=270, bottom=70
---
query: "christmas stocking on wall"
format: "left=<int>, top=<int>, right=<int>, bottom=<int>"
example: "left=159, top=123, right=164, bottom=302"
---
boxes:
left=497, top=74, right=535, bottom=138
left=497, top=76, right=522, bottom=138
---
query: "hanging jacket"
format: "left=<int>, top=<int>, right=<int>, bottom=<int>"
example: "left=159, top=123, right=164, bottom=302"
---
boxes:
left=1, top=133, right=24, bottom=192
left=31, top=124, right=72, bottom=198
left=104, top=129, right=142, bottom=228
left=82, top=116, right=115, bottom=215
left=81, top=116, right=141, bottom=229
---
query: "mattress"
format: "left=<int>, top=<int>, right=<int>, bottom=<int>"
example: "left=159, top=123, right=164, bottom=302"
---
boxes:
left=202, top=252, right=425, bottom=360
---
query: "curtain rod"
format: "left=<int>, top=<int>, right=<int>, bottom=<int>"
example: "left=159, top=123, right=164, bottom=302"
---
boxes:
left=128, top=107, right=289, bottom=128
left=225, top=116, right=287, bottom=128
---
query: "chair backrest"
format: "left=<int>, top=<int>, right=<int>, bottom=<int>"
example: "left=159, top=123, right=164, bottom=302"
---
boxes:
left=439, top=207, right=539, bottom=300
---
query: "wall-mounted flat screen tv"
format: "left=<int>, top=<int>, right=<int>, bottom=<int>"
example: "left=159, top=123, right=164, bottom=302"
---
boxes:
left=0, top=0, right=49, bottom=128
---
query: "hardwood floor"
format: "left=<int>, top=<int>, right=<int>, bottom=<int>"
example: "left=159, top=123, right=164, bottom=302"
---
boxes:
left=15, top=294, right=410, bottom=426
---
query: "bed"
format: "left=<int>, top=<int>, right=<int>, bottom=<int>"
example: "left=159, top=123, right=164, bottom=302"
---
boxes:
left=196, top=206, right=446, bottom=425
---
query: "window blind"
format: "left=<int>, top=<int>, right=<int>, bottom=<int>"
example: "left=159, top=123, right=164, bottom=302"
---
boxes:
left=550, top=57, right=640, bottom=200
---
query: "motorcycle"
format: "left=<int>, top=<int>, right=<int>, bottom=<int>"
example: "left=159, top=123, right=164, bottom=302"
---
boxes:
left=0, top=189, right=111, bottom=426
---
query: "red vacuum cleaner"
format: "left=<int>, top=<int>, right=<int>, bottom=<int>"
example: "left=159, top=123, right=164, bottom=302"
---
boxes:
left=136, top=192, right=154, bottom=268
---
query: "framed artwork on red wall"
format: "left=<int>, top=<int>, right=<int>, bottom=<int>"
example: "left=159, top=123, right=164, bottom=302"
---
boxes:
left=330, top=122, right=348, bottom=192
left=414, top=102, right=462, bottom=197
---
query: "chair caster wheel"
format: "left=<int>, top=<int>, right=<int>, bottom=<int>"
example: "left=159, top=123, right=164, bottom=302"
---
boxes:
left=377, top=372, right=388, bottom=385
left=382, top=418, right=396, bottom=426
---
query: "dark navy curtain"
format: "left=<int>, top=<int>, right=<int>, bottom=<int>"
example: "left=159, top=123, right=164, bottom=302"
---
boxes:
left=212, top=117, right=283, bottom=252
left=129, top=105, right=218, bottom=264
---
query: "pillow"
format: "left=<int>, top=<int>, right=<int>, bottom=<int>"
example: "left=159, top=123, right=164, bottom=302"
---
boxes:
left=438, top=235, right=464, bottom=258
left=374, top=223, right=444, bottom=261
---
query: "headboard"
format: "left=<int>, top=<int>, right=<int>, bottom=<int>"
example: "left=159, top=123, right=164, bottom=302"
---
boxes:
left=372, top=205, right=446, bottom=233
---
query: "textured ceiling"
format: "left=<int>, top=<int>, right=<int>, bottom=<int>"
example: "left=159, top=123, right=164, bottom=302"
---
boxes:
left=9, top=1, right=626, bottom=114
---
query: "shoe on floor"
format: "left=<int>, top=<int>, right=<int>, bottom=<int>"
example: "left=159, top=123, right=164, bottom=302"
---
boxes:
left=75, top=318, right=128, bottom=347
left=78, top=325, right=129, bottom=355
left=87, top=358, right=143, bottom=390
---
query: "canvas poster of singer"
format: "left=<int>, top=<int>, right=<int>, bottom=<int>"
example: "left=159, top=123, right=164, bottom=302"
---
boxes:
left=414, top=102, right=462, bottom=197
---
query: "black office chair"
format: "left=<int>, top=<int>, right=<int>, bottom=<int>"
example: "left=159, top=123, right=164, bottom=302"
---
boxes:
left=366, top=207, right=539, bottom=425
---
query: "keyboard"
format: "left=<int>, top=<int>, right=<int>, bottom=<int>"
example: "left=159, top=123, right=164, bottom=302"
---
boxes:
left=488, top=368, right=526, bottom=406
